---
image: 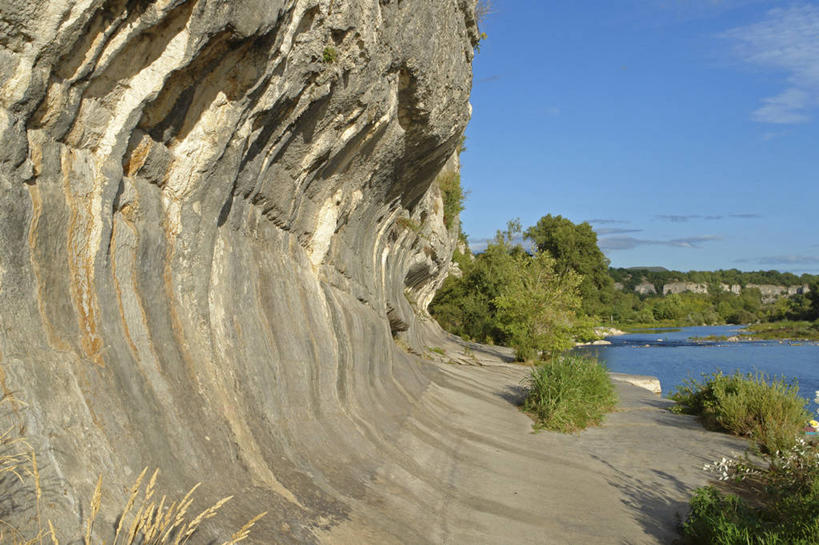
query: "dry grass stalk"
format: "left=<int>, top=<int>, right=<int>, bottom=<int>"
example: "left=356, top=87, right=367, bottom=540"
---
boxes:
left=220, top=512, right=267, bottom=545
left=68, top=469, right=266, bottom=545
left=0, top=391, right=266, bottom=545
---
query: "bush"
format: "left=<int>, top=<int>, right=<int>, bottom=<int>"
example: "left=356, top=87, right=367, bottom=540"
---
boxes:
left=522, top=354, right=617, bottom=432
left=437, top=171, right=466, bottom=230
left=429, top=225, right=581, bottom=356
left=680, top=440, right=819, bottom=544
left=670, top=371, right=809, bottom=453
left=494, top=249, right=581, bottom=360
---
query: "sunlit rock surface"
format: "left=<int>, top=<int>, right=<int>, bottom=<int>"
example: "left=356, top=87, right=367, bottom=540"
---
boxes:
left=0, top=2, right=749, bottom=544
left=0, top=0, right=476, bottom=540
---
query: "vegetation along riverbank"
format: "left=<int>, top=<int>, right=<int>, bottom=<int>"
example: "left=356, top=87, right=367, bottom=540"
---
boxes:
left=431, top=215, right=819, bottom=348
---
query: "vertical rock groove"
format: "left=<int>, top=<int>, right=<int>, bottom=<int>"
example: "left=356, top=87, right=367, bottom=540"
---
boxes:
left=1, top=0, right=478, bottom=543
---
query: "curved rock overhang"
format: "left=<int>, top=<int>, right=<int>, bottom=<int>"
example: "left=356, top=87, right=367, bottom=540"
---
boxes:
left=0, top=0, right=479, bottom=542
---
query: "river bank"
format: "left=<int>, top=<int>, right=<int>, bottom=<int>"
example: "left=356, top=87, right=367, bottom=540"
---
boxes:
left=578, top=325, right=819, bottom=418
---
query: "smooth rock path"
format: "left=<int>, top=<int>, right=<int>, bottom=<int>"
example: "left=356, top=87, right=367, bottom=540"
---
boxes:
left=323, top=347, right=748, bottom=545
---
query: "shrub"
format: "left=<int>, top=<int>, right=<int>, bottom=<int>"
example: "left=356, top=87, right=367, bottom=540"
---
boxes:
left=436, top=171, right=466, bottom=230
left=429, top=225, right=581, bottom=354
left=494, top=249, right=581, bottom=360
left=395, top=216, right=420, bottom=233
left=670, top=371, right=809, bottom=453
left=522, top=354, right=617, bottom=432
left=680, top=440, right=819, bottom=544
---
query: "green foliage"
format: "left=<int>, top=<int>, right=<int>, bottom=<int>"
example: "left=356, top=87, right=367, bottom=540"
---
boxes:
left=395, top=216, right=421, bottom=233
left=322, top=46, right=338, bottom=64
left=522, top=354, right=617, bottom=432
left=429, top=223, right=581, bottom=358
left=524, top=214, right=614, bottom=317
left=744, top=320, right=819, bottom=341
left=606, top=268, right=819, bottom=328
left=807, top=280, right=819, bottom=320
left=670, top=371, right=809, bottom=453
left=437, top=171, right=466, bottom=230
left=680, top=441, right=819, bottom=545
left=494, top=250, right=581, bottom=360
left=474, top=0, right=491, bottom=52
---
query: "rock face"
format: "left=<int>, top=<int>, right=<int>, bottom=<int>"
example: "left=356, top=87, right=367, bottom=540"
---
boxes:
left=634, top=281, right=656, bottom=296
left=0, top=1, right=480, bottom=542
left=662, top=281, right=707, bottom=296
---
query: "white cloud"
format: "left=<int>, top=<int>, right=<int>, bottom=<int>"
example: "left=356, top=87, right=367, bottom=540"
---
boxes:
left=600, top=235, right=720, bottom=251
left=735, top=255, right=819, bottom=265
left=723, top=4, right=819, bottom=124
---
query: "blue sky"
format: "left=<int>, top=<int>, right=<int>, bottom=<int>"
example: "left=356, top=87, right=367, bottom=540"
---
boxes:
left=461, top=1, right=819, bottom=274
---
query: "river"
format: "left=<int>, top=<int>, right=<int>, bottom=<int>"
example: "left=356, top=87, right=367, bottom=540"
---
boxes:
left=578, top=325, right=819, bottom=419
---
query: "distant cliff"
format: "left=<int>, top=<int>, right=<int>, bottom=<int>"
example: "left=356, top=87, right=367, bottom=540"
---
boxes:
left=0, top=1, right=479, bottom=542
left=612, top=269, right=812, bottom=303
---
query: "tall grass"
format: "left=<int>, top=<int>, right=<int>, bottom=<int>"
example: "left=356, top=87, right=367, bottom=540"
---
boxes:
left=670, top=371, right=809, bottom=453
left=522, top=353, right=617, bottom=432
left=0, top=395, right=265, bottom=545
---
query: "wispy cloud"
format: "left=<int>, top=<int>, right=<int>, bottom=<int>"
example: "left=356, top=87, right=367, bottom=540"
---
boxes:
left=586, top=218, right=630, bottom=225
left=476, top=74, right=502, bottom=84
left=656, top=214, right=712, bottom=222
left=600, top=235, right=720, bottom=251
left=735, top=255, right=819, bottom=265
left=723, top=5, right=819, bottom=124
left=656, top=213, right=761, bottom=222
left=595, top=227, right=643, bottom=235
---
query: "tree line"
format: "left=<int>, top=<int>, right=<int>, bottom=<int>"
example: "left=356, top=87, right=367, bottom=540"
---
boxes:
left=429, top=214, right=819, bottom=358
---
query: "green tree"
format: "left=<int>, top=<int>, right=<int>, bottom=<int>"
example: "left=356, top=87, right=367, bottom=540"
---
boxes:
left=807, top=280, right=819, bottom=320
left=524, top=214, right=613, bottom=317
left=494, top=250, right=581, bottom=360
left=429, top=220, right=582, bottom=358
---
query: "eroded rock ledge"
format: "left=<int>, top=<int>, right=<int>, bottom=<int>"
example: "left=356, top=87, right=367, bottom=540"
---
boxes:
left=0, top=0, right=478, bottom=542
left=0, top=2, right=748, bottom=544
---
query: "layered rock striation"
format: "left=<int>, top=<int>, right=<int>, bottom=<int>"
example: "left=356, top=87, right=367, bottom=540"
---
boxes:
left=0, top=0, right=479, bottom=541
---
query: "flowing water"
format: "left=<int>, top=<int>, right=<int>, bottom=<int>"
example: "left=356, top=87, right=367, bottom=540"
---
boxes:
left=578, top=325, right=819, bottom=419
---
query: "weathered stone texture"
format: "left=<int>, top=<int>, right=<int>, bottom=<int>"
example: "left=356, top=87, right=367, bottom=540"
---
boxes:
left=0, top=1, right=477, bottom=542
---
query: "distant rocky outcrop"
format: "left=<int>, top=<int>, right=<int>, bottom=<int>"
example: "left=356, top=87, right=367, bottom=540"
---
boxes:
left=662, top=282, right=708, bottom=296
left=616, top=278, right=809, bottom=302
left=746, top=283, right=811, bottom=303
left=634, top=281, right=656, bottom=295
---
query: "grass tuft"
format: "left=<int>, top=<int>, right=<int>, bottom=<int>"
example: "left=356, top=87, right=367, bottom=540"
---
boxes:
left=670, top=370, right=809, bottom=453
left=0, top=394, right=265, bottom=545
left=521, top=353, right=617, bottom=432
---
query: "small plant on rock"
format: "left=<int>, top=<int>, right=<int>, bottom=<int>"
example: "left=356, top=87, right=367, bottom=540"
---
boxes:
left=681, top=439, right=819, bottom=544
left=522, top=353, right=617, bottom=433
left=322, top=46, right=338, bottom=64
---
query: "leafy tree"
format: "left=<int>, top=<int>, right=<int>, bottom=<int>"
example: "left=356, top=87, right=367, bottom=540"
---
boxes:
left=807, top=280, right=819, bottom=320
left=494, top=249, right=581, bottom=360
left=429, top=221, right=581, bottom=359
left=524, top=214, right=613, bottom=317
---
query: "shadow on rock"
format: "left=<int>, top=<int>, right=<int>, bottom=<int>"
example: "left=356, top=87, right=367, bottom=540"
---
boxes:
left=497, top=385, right=527, bottom=406
left=591, top=454, right=690, bottom=543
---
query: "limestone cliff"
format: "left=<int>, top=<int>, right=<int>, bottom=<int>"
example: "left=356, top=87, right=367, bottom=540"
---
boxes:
left=0, top=0, right=478, bottom=542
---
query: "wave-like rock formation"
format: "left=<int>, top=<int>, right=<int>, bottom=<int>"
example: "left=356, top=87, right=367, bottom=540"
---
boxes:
left=0, top=0, right=481, bottom=540
left=0, top=2, right=751, bottom=544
